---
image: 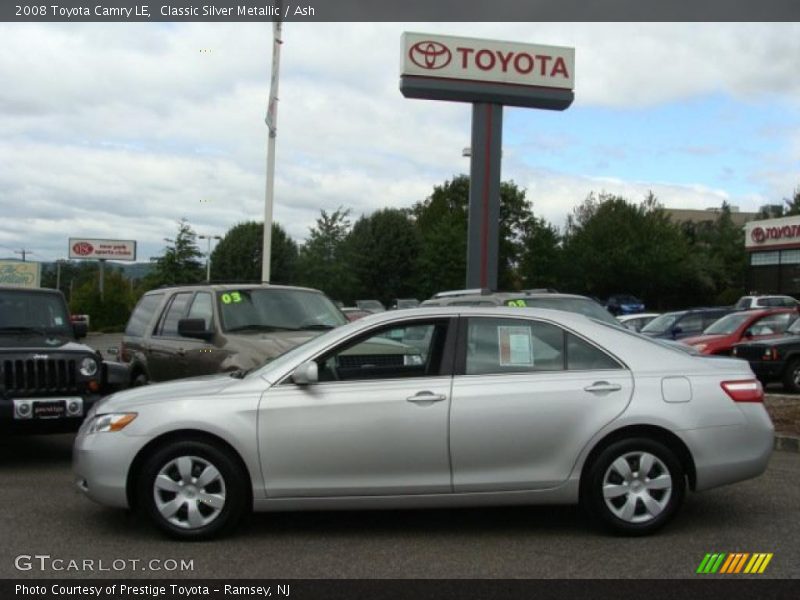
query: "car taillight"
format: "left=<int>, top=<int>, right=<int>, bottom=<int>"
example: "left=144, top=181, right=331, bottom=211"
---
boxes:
left=720, top=380, right=764, bottom=403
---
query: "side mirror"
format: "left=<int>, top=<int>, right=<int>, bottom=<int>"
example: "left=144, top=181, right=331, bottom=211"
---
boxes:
left=671, top=326, right=683, bottom=338
left=178, top=318, right=214, bottom=340
left=743, top=330, right=753, bottom=339
left=291, top=361, right=318, bottom=385
left=72, top=322, right=88, bottom=339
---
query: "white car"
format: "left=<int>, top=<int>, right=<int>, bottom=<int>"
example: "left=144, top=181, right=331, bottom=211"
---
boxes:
left=617, top=313, right=660, bottom=332
left=734, top=295, right=799, bottom=310
left=74, top=306, right=774, bottom=540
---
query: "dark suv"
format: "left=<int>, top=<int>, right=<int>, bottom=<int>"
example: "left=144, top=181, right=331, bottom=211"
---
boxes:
left=0, top=286, right=127, bottom=433
left=120, top=284, right=347, bottom=385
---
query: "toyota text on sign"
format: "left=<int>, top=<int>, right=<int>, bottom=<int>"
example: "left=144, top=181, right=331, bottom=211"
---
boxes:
left=401, top=33, right=575, bottom=91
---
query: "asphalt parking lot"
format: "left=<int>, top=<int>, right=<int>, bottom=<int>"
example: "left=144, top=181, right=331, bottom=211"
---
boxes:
left=1, top=432, right=798, bottom=580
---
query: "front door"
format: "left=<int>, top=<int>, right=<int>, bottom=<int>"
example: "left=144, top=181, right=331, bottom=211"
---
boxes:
left=259, top=318, right=455, bottom=498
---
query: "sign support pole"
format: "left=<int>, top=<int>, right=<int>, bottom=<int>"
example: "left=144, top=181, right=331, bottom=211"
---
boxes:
left=98, top=259, right=105, bottom=302
left=467, top=103, right=503, bottom=290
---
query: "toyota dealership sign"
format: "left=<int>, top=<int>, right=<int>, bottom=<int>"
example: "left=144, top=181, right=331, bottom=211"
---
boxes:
left=401, top=32, right=574, bottom=91
left=745, top=216, right=800, bottom=250
left=68, top=238, right=137, bottom=260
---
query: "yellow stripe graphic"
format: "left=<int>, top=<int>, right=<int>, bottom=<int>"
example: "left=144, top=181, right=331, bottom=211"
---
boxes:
left=758, top=554, right=773, bottom=573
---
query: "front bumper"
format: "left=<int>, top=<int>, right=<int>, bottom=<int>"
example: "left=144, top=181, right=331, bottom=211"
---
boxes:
left=746, top=360, right=784, bottom=383
left=0, top=393, right=104, bottom=434
left=72, top=426, right=147, bottom=509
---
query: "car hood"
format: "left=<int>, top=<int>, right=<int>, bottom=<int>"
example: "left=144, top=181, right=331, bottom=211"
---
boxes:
left=221, top=330, right=322, bottom=365
left=96, top=373, right=237, bottom=412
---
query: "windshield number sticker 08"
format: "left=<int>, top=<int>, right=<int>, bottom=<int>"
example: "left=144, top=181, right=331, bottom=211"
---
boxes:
left=221, top=292, right=243, bottom=304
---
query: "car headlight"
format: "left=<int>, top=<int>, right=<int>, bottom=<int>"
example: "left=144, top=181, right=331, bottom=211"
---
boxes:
left=80, top=357, right=99, bottom=377
left=692, top=344, right=707, bottom=353
left=86, top=413, right=137, bottom=434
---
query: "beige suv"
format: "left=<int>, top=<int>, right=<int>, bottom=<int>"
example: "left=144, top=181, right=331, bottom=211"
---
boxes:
left=120, top=284, right=348, bottom=385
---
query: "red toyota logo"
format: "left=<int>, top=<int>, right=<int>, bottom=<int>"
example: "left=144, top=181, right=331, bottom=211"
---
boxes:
left=751, top=227, right=766, bottom=244
left=409, top=41, right=452, bottom=70
left=72, top=241, right=94, bottom=256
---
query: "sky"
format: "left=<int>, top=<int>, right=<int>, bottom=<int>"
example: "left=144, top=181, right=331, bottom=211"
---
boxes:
left=0, top=22, right=799, bottom=264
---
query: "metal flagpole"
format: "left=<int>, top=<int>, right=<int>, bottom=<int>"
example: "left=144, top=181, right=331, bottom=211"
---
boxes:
left=261, top=11, right=283, bottom=283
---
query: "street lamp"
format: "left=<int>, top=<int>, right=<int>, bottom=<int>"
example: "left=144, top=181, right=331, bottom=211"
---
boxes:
left=198, top=235, right=222, bottom=282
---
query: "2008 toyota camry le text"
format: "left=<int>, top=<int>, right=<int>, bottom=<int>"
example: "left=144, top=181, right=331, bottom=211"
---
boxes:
left=73, top=306, right=773, bottom=540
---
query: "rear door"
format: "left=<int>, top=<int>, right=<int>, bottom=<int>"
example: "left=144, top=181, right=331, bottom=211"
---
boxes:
left=449, top=316, right=633, bottom=492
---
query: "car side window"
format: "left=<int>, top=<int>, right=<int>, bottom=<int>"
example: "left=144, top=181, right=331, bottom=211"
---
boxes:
left=746, top=313, right=792, bottom=336
left=465, top=318, right=564, bottom=375
left=187, top=292, right=214, bottom=330
left=566, top=333, right=623, bottom=370
left=317, top=320, right=449, bottom=382
left=125, top=293, right=164, bottom=337
left=156, top=292, right=193, bottom=337
left=678, top=314, right=703, bottom=333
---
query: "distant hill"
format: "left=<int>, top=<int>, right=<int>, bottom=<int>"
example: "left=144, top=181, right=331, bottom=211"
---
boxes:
left=31, top=260, right=156, bottom=280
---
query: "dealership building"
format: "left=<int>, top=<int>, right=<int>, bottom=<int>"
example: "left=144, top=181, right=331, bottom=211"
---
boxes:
left=745, top=215, right=800, bottom=296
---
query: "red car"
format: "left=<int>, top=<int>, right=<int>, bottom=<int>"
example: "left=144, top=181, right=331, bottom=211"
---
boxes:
left=682, top=308, right=797, bottom=355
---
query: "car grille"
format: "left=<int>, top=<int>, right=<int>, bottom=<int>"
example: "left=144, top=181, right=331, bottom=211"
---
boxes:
left=338, top=354, right=405, bottom=368
left=2, top=358, right=78, bottom=395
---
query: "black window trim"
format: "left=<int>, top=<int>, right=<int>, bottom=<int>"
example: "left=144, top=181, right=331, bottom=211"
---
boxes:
left=154, top=291, right=194, bottom=339
left=279, top=316, right=459, bottom=386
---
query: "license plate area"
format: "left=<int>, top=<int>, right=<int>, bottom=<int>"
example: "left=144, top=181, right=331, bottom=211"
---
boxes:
left=13, top=397, right=83, bottom=420
left=33, top=401, right=66, bottom=419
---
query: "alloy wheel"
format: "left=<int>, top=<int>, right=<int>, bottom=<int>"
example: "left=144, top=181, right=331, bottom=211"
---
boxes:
left=602, top=451, right=672, bottom=524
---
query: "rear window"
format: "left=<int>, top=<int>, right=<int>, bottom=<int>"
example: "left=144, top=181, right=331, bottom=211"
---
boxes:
left=506, top=297, right=618, bottom=325
left=125, top=293, right=164, bottom=337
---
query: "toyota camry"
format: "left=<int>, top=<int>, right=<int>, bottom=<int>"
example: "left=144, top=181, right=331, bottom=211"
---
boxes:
left=73, top=307, right=773, bottom=539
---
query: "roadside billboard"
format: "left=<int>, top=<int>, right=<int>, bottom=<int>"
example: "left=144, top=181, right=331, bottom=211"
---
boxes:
left=68, top=238, right=137, bottom=261
left=0, top=260, right=41, bottom=288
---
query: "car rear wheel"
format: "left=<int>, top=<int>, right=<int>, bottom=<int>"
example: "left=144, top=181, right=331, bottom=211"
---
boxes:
left=137, top=439, right=248, bottom=540
left=583, top=438, right=685, bottom=536
left=782, top=359, right=800, bottom=393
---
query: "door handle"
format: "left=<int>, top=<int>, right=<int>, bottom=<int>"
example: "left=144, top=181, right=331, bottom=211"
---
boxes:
left=406, top=391, right=447, bottom=404
left=583, top=381, right=622, bottom=394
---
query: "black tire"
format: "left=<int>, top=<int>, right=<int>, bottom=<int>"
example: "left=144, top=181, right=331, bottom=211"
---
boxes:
left=782, top=358, right=800, bottom=393
left=582, top=437, right=685, bottom=536
left=137, top=438, right=249, bottom=540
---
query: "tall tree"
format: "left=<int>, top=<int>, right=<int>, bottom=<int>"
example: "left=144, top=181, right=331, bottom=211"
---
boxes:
left=346, top=209, right=421, bottom=305
left=146, top=218, right=204, bottom=287
left=411, top=175, right=535, bottom=296
left=210, top=221, right=298, bottom=284
left=519, top=217, right=562, bottom=290
left=296, top=208, right=355, bottom=302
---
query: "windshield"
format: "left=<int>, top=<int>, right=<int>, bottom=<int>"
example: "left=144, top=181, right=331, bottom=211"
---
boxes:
left=703, top=312, right=751, bottom=335
left=217, top=289, right=347, bottom=333
left=641, top=312, right=681, bottom=334
left=786, top=317, right=800, bottom=335
left=0, top=290, right=72, bottom=336
left=511, top=297, right=619, bottom=325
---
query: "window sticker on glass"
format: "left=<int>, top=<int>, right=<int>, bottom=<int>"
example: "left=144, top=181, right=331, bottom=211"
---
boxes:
left=498, top=326, right=534, bottom=366
left=221, top=291, right=243, bottom=304
left=54, top=317, right=63, bottom=325
left=506, top=299, right=528, bottom=308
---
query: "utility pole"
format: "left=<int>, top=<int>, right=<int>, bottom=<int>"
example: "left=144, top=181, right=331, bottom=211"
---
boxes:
left=198, top=235, right=222, bottom=282
left=15, top=248, right=33, bottom=262
left=261, top=9, right=283, bottom=284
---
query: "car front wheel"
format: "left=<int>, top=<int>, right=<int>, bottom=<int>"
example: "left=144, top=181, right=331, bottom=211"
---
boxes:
left=583, top=438, right=685, bottom=535
left=137, top=439, right=248, bottom=540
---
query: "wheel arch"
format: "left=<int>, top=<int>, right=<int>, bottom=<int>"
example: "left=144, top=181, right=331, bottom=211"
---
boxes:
left=578, top=424, right=697, bottom=498
left=125, top=429, right=253, bottom=511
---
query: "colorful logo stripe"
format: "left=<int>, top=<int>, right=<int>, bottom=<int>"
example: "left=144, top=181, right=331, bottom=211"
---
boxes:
left=697, top=553, right=773, bottom=574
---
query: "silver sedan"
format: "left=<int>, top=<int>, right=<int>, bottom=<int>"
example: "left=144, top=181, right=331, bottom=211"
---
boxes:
left=73, top=307, right=774, bottom=539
